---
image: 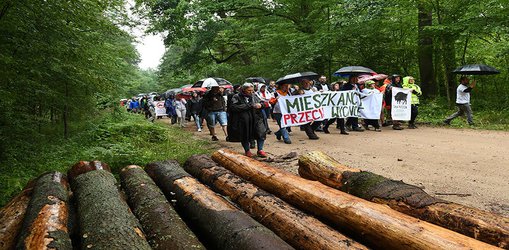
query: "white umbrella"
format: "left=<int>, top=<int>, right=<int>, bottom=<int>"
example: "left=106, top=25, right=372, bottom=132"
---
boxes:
left=202, top=78, right=219, bottom=88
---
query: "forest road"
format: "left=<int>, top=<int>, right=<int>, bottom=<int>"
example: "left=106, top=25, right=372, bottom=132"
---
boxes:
left=185, top=120, right=509, bottom=217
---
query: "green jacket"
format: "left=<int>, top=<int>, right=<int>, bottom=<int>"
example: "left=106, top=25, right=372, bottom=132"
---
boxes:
left=402, top=77, right=422, bottom=105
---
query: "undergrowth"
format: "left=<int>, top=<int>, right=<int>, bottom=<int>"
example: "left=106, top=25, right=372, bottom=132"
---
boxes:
left=419, top=98, right=509, bottom=130
left=0, top=110, right=213, bottom=206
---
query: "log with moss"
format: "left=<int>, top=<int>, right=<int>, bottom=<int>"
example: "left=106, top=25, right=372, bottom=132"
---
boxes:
left=15, top=172, right=72, bottom=250
left=72, top=170, right=151, bottom=250
left=183, top=154, right=367, bottom=250
left=145, top=160, right=294, bottom=250
left=212, top=149, right=498, bottom=250
left=0, top=180, right=35, bottom=250
left=298, top=151, right=509, bottom=249
left=120, top=165, right=204, bottom=250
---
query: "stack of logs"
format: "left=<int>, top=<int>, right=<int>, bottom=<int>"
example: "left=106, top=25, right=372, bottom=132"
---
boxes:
left=1, top=149, right=507, bottom=249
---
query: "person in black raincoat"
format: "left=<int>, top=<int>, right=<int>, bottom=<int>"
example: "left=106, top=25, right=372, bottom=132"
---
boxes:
left=227, top=83, right=268, bottom=158
left=384, top=74, right=404, bottom=130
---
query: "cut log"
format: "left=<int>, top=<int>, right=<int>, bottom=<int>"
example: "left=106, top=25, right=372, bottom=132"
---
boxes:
left=67, top=160, right=111, bottom=184
left=15, top=172, right=72, bottom=250
left=183, top=154, right=368, bottom=250
left=298, top=151, right=509, bottom=249
left=120, top=165, right=204, bottom=250
left=0, top=180, right=35, bottom=250
left=212, top=149, right=498, bottom=250
left=72, top=170, right=151, bottom=250
left=145, top=160, right=294, bottom=250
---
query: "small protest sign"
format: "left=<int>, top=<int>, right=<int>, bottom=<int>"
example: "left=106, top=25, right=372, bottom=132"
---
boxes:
left=391, top=87, right=412, bottom=121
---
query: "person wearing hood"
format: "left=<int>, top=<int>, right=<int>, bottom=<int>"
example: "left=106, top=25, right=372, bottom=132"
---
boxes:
left=402, top=76, right=422, bottom=129
left=228, top=83, right=269, bottom=158
left=385, top=75, right=404, bottom=130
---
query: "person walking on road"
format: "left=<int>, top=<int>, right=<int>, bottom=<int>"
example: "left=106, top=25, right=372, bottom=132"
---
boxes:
left=175, top=95, right=187, bottom=128
left=203, top=86, right=228, bottom=141
left=444, top=76, right=476, bottom=126
left=228, top=83, right=269, bottom=158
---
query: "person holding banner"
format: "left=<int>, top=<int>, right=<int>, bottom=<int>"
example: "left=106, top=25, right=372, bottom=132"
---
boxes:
left=299, top=79, right=320, bottom=139
left=402, top=76, right=422, bottom=129
left=362, top=80, right=382, bottom=132
left=228, top=83, right=269, bottom=157
left=340, top=76, right=365, bottom=132
left=269, top=84, right=292, bottom=144
left=322, top=82, right=349, bottom=135
left=385, top=75, right=405, bottom=130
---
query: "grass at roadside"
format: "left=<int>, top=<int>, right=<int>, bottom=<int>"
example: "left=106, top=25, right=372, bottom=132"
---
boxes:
left=418, top=98, right=509, bottom=130
left=0, top=110, right=213, bottom=206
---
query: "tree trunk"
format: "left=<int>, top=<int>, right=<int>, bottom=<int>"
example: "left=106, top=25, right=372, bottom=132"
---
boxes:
left=298, top=151, right=509, bottom=249
left=417, top=1, right=435, bottom=97
left=67, top=161, right=111, bottom=184
left=120, top=165, right=204, bottom=250
left=0, top=180, right=35, bottom=250
left=145, top=160, right=294, bottom=250
left=71, top=170, right=151, bottom=250
left=212, top=149, right=497, bottom=250
left=441, top=34, right=458, bottom=105
left=183, top=155, right=367, bottom=250
left=15, top=172, right=72, bottom=250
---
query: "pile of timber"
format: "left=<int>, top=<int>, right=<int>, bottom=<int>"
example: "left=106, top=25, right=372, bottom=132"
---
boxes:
left=0, top=151, right=507, bottom=250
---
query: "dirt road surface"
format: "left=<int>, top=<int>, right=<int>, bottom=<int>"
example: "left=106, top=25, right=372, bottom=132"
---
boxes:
left=184, top=120, right=509, bottom=217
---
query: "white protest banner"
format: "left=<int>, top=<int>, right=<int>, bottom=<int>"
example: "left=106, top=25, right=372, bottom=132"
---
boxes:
left=154, top=101, right=167, bottom=117
left=279, top=90, right=380, bottom=127
left=391, top=87, right=412, bottom=121
left=359, top=91, right=384, bottom=120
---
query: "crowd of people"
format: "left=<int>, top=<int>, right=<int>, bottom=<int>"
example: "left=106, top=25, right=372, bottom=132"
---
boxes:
left=125, top=74, right=477, bottom=157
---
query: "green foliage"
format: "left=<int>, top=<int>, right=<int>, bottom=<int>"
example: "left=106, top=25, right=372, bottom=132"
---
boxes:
left=0, top=110, right=213, bottom=206
left=419, top=98, right=509, bottom=130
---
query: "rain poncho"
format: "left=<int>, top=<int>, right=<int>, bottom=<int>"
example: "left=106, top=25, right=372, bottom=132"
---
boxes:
left=402, top=77, right=422, bottom=105
left=256, top=84, right=273, bottom=102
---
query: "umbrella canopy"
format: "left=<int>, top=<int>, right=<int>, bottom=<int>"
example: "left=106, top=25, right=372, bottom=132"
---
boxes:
left=358, top=74, right=388, bottom=84
left=245, top=77, right=266, bottom=84
left=334, top=66, right=376, bottom=77
left=452, top=64, right=500, bottom=75
left=275, top=72, right=319, bottom=85
left=182, top=87, right=207, bottom=94
left=192, top=78, right=232, bottom=88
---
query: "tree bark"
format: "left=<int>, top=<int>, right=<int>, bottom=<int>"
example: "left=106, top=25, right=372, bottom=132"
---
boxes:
left=183, top=154, right=367, bottom=250
left=67, top=161, right=111, bottom=185
left=120, top=165, right=204, bottom=250
left=145, top=160, right=294, bottom=250
left=15, top=172, right=72, bottom=250
left=212, top=149, right=497, bottom=250
left=72, top=170, right=151, bottom=250
left=0, top=180, right=35, bottom=250
left=417, top=1, right=435, bottom=97
left=298, top=151, right=509, bottom=249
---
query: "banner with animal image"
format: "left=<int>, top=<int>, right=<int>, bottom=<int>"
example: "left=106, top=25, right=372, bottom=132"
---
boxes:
left=390, top=87, right=412, bottom=121
left=154, top=101, right=167, bottom=117
left=278, top=90, right=383, bottom=127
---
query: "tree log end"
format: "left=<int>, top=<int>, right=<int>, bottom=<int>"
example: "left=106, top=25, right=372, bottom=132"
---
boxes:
left=67, top=161, right=111, bottom=184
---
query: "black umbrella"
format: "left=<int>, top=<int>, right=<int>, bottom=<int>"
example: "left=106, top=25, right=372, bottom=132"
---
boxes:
left=452, top=64, right=500, bottom=75
left=276, top=72, right=319, bottom=85
left=192, top=78, right=232, bottom=88
left=245, top=77, right=266, bottom=84
left=333, top=66, right=375, bottom=77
